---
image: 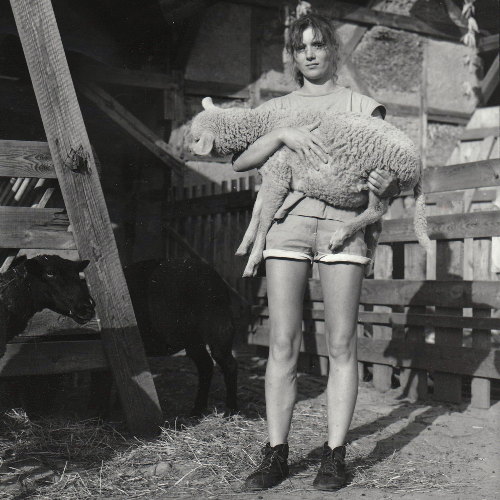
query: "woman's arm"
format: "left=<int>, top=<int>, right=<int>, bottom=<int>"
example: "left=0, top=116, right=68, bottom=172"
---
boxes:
left=233, top=120, right=329, bottom=172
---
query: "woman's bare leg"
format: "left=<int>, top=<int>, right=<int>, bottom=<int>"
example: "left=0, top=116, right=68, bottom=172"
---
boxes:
left=265, top=258, right=310, bottom=446
left=318, top=262, right=364, bottom=448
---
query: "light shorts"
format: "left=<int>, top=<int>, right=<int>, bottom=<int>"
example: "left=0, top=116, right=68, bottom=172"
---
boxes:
left=263, top=214, right=370, bottom=265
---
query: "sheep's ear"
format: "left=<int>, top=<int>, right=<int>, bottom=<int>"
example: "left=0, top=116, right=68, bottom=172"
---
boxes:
left=191, top=132, right=215, bottom=156
left=201, top=97, right=216, bottom=110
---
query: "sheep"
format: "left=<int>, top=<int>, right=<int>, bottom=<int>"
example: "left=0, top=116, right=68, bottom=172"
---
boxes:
left=0, top=255, right=95, bottom=357
left=190, top=97, right=431, bottom=277
left=91, top=257, right=238, bottom=417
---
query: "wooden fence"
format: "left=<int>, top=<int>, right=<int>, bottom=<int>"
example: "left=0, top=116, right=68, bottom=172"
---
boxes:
left=165, top=158, right=500, bottom=408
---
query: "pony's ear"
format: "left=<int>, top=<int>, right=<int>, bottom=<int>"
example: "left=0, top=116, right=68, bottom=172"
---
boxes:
left=201, top=97, right=216, bottom=110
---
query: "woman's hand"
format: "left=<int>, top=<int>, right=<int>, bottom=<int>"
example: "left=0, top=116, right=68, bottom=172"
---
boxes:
left=278, top=120, right=329, bottom=165
left=368, top=169, right=400, bottom=198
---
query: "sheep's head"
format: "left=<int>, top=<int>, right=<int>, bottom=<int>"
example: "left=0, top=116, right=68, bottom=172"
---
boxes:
left=190, top=97, right=222, bottom=156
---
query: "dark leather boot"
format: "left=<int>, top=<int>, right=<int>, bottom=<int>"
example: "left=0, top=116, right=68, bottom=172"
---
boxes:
left=244, top=442, right=289, bottom=491
left=312, top=442, right=347, bottom=491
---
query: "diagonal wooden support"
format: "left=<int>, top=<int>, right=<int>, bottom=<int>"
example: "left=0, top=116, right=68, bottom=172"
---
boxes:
left=10, top=0, right=163, bottom=436
left=77, top=82, right=184, bottom=179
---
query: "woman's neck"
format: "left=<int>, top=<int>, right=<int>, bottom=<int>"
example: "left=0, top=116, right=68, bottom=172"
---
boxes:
left=298, top=78, right=337, bottom=96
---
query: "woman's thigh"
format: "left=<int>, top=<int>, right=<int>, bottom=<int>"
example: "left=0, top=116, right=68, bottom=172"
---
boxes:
left=318, top=262, right=364, bottom=342
left=266, top=258, right=310, bottom=344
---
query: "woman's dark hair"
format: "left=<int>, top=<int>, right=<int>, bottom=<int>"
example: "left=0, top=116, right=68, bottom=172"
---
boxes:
left=285, top=13, right=341, bottom=86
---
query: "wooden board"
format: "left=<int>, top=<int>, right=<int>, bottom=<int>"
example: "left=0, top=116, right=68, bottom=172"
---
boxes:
left=250, top=328, right=500, bottom=380
left=0, top=140, right=56, bottom=178
left=255, top=278, right=500, bottom=309
left=379, top=211, right=500, bottom=243
left=11, top=0, right=162, bottom=436
left=0, top=340, right=107, bottom=377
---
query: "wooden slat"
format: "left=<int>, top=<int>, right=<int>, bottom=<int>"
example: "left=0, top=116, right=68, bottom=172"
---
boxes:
left=165, top=190, right=255, bottom=217
left=0, top=206, right=75, bottom=249
left=0, top=340, right=106, bottom=377
left=78, top=82, right=184, bottom=177
left=423, top=159, right=500, bottom=193
left=478, top=34, right=499, bottom=53
left=0, top=140, right=56, bottom=178
left=255, top=278, right=500, bottom=308
left=378, top=211, right=500, bottom=243
left=481, top=54, right=499, bottom=104
left=253, top=306, right=500, bottom=331
left=461, top=127, right=499, bottom=141
left=11, top=0, right=162, bottom=436
left=250, top=328, right=500, bottom=380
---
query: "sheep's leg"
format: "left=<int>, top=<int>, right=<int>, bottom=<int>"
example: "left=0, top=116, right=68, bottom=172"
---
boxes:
left=209, top=341, right=238, bottom=416
left=235, top=189, right=263, bottom=256
left=329, top=191, right=389, bottom=250
left=186, top=343, right=214, bottom=416
left=363, top=220, right=382, bottom=277
left=243, top=180, right=290, bottom=278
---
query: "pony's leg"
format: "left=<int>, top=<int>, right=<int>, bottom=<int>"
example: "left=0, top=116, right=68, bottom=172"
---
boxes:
left=243, top=180, right=290, bottom=278
left=235, top=189, right=263, bottom=256
left=329, top=191, right=389, bottom=250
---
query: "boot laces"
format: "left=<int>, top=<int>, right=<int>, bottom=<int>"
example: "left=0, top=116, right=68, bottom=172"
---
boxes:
left=322, top=452, right=343, bottom=474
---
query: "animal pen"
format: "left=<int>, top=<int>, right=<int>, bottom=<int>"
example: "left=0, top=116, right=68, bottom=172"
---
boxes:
left=1, top=0, right=499, bottom=429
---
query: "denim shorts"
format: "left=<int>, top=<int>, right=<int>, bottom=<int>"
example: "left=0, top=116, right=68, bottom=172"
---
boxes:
left=263, top=214, right=370, bottom=265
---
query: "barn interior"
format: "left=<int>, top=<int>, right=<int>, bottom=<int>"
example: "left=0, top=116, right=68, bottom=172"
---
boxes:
left=0, top=1, right=499, bottom=495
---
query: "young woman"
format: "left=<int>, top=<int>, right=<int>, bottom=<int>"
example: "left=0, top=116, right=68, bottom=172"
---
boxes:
left=233, top=13, right=399, bottom=491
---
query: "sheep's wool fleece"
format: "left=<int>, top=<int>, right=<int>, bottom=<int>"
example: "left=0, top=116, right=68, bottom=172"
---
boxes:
left=259, top=87, right=384, bottom=216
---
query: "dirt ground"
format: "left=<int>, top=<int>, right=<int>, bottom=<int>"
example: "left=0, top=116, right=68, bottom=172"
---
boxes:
left=0, top=345, right=499, bottom=499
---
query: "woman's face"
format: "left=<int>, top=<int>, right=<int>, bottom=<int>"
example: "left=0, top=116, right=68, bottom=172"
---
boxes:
left=293, top=27, right=331, bottom=83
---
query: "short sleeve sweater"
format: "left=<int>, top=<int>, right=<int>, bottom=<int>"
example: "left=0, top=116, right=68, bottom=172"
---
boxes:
left=258, top=85, right=386, bottom=221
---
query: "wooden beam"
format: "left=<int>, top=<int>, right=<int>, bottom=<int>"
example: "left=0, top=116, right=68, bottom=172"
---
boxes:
left=11, top=0, right=162, bottom=436
left=228, top=0, right=473, bottom=41
left=0, top=140, right=56, bottom=178
left=250, top=327, right=500, bottom=380
left=159, top=0, right=215, bottom=23
left=0, top=339, right=107, bottom=377
left=78, top=82, right=184, bottom=177
left=481, top=54, right=499, bottom=104
left=461, top=127, right=499, bottom=141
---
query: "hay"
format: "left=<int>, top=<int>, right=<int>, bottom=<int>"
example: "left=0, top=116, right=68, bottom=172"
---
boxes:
left=0, top=351, right=485, bottom=498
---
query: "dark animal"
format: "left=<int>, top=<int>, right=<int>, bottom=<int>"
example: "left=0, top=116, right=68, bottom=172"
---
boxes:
left=0, top=255, right=95, bottom=357
left=92, top=258, right=238, bottom=417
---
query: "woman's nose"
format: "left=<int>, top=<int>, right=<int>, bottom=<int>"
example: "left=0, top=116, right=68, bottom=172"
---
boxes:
left=305, top=48, right=315, bottom=59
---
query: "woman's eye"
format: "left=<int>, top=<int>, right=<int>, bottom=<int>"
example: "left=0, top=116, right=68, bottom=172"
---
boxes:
left=296, top=46, right=305, bottom=52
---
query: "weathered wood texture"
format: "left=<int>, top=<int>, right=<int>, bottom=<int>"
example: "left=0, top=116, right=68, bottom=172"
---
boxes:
left=0, top=140, right=56, bottom=178
left=10, top=0, right=162, bottom=436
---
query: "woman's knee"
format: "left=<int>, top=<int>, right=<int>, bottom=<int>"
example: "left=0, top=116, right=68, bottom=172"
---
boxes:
left=326, top=327, right=356, bottom=362
left=269, top=330, right=300, bottom=364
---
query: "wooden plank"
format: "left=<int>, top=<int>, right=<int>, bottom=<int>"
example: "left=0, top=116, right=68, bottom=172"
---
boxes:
left=478, top=34, right=499, bottom=53
left=255, top=278, right=500, bottom=309
left=481, top=54, right=499, bottom=104
left=372, top=245, right=393, bottom=392
left=378, top=211, right=500, bottom=243
left=423, top=159, right=500, bottom=193
left=425, top=189, right=497, bottom=205
left=78, top=82, right=184, bottom=177
left=250, top=328, right=500, bottom=380
left=11, top=0, right=162, bottom=436
left=0, top=206, right=75, bottom=249
left=471, top=238, right=492, bottom=408
left=253, top=306, right=500, bottom=330
left=231, top=0, right=471, bottom=40
left=0, top=140, right=56, bottom=178
left=461, top=127, right=499, bottom=141
left=0, top=340, right=106, bottom=377
left=433, top=240, right=463, bottom=403
left=165, top=190, right=255, bottom=217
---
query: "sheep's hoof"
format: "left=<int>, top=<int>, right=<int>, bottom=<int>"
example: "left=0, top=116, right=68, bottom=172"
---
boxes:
left=242, top=261, right=259, bottom=277
left=328, top=229, right=349, bottom=250
left=235, top=244, right=250, bottom=256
